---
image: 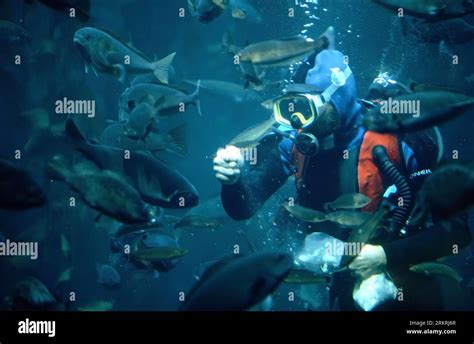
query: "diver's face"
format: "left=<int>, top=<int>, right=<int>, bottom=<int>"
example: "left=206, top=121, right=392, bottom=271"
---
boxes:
left=304, top=103, right=339, bottom=138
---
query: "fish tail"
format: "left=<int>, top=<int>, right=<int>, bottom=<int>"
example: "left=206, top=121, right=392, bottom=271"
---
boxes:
left=192, top=79, right=202, bottom=116
left=152, top=52, right=176, bottom=84
left=187, top=0, right=197, bottom=16
left=65, top=117, right=87, bottom=145
left=167, top=124, right=188, bottom=156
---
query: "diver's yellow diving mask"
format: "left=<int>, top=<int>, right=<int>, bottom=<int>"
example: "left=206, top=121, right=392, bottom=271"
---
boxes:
left=272, top=93, right=324, bottom=129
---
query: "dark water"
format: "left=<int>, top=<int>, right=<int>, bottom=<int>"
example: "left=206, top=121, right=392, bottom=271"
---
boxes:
left=0, top=0, right=473, bottom=311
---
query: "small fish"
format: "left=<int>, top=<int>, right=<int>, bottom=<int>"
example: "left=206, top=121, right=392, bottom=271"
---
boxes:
left=115, top=221, right=163, bottom=238
left=78, top=300, right=114, bottom=311
left=66, top=118, right=199, bottom=208
left=232, top=7, right=247, bottom=19
left=119, top=81, right=201, bottom=118
left=10, top=277, right=60, bottom=310
left=188, top=0, right=229, bottom=23
left=0, top=159, right=46, bottom=210
left=174, top=215, right=222, bottom=230
left=60, top=234, right=70, bottom=257
left=48, top=155, right=150, bottom=224
left=134, top=231, right=183, bottom=272
left=18, top=108, right=50, bottom=131
left=74, top=27, right=175, bottom=83
left=372, top=0, right=474, bottom=22
left=185, top=79, right=261, bottom=103
left=0, top=20, right=32, bottom=44
left=123, top=103, right=159, bottom=140
left=181, top=252, right=293, bottom=311
left=363, top=91, right=474, bottom=134
left=283, top=269, right=331, bottom=284
left=132, top=247, right=188, bottom=263
left=403, top=18, right=474, bottom=44
left=340, top=204, right=391, bottom=268
left=325, top=193, right=372, bottom=210
left=410, top=262, right=463, bottom=283
left=97, top=264, right=121, bottom=289
left=58, top=268, right=73, bottom=283
left=228, top=117, right=276, bottom=148
left=282, top=202, right=327, bottom=223
left=100, top=122, right=188, bottom=157
left=325, top=211, right=372, bottom=227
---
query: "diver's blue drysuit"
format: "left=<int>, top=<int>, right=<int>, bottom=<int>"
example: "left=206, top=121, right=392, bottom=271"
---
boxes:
left=221, top=50, right=471, bottom=310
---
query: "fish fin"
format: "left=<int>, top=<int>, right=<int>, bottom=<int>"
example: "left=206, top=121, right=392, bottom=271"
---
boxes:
left=113, top=64, right=127, bottom=83
left=65, top=117, right=87, bottom=144
left=323, top=26, right=335, bottom=50
left=89, top=63, right=99, bottom=77
left=84, top=63, right=89, bottom=74
left=187, top=0, right=197, bottom=16
left=166, top=124, right=188, bottom=156
left=192, top=79, right=202, bottom=116
left=47, top=155, right=72, bottom=182
left=152, top=52, right=176, bottom=84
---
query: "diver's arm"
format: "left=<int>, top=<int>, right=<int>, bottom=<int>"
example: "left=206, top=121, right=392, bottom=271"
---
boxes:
left=220, top=136, right=290, bottom=221
left=381, top=143, right=471, bottom=267
left=382, top=213, right=471, bottom=268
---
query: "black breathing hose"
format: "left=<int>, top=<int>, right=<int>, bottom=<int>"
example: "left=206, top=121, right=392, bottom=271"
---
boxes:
left=372, top=145, right=413, bottom=232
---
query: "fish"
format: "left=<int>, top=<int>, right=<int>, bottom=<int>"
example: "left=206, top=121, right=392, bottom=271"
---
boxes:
left=78, top=300, right=114, bottom=311
left=185, top=79, right=261, bottom=103
left=325, top=211, right=372, bottom=227
left=372, top=0, right=474, bottom=21
left=133, top=231, right=183, bottom=272
left=363, top=91, right=474, bottom=134
left=0, top=159, right=46, bottom=210
left=73, top=27, right=175, bottom=83
left=132, top=247, right=188, bottom=265
left=123, top=103, right=159, bottom=140
left=325, top=193, right=372, bottom=210
left=339, top=204, right=391, bottom=268
left=409, top=262, right=463, bottom=282
left=66, top=118, right=199, bottom=208
left=403, top=18, right=474, bottom=44
left=100, top=122, right=188, bottom=157
left=408, top=82, right=466, bottom=94
left=9, top=277, right=61, bottom=311
left=188, top=0, right=229, bottom=23
left=48, top=155, right=151, bottom=224
left=181, top=252, right=293, bottom=311
left=283, top=269, right=331, bottom=284
left=282, top=202, right=327, bottom=223
left=411, top=163, right=474, bottom=223
left=237, top=27, right=333, bottom=68
left=119, top=81, right=201, bottom=118
left=232, top=7, right=247, bottom=19
left=18, top=108, right=50, bottom=131
left=31, top=0, right=91, bottom=22
left=57, top=268, right=73, bottom=283
left=0, top=20, right=32, bottom=44
left=228, top=116, right=276, bottom=148
left=97, top=264, right=121, bottom=289
left=60, top=234, right=70, bottom=257
left=236, top=27, right=334, bottom=87
left=222, top=31, right=243, bottom=55
left=173, top=215, right=222, bottom=230
left=115, top=221, right=163, bottom=238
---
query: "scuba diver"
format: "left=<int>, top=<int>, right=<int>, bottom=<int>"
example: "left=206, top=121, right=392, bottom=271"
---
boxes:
left=213, top=49, right=471, bottom=310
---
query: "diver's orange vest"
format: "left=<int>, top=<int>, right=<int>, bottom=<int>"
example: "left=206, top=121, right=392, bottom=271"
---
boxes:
left=292, top=131, right=401, bottom=213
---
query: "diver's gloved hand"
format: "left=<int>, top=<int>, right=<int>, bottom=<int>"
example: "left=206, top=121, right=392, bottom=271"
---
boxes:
left=213, top=146, right=244, bottom=185
left=349, top=244, right=387, bottom=280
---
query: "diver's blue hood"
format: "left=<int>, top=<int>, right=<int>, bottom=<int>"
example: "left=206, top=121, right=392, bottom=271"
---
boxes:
left=305, top=50, right=362, bottom=147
